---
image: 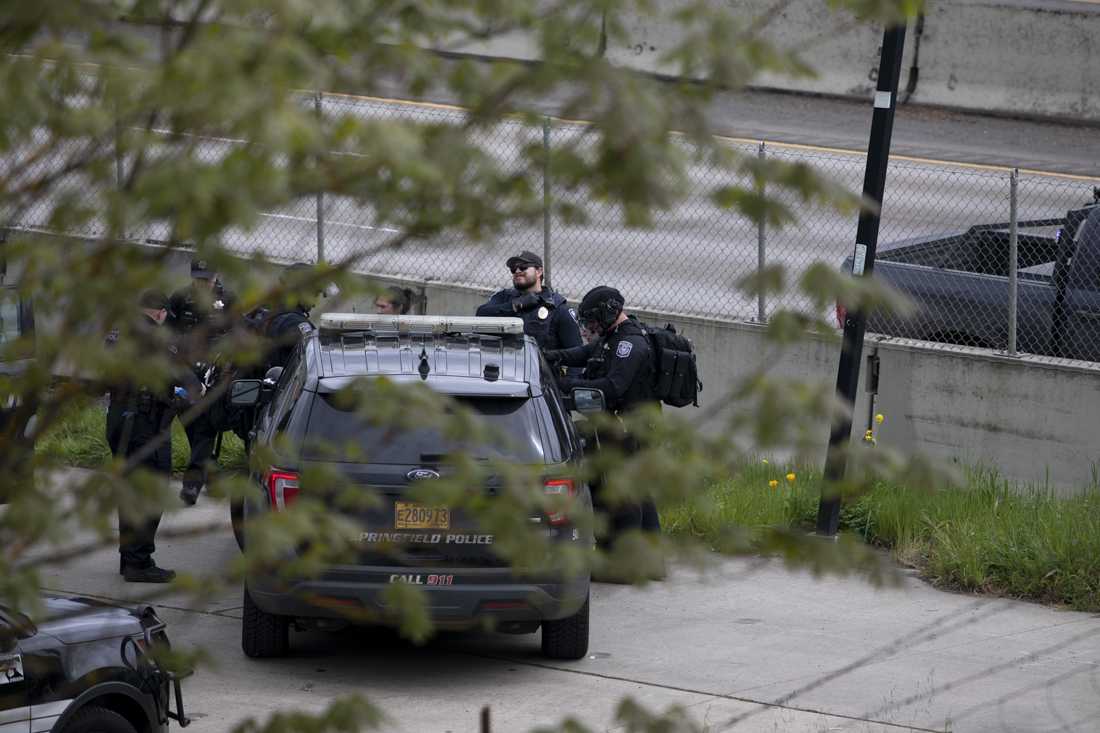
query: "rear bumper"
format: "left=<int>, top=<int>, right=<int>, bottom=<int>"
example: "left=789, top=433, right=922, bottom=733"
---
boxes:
left=247, top=566, right=590, bottom=626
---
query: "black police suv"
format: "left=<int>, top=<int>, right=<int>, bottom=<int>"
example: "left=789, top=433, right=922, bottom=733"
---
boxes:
left=0, top=595, right=189, bottom=733
left=229, top=314, right=601, bottom=661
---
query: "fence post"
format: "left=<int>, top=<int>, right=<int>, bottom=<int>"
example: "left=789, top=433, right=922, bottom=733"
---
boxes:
left=757, top=141, right=767, bottom=323
left=542, top=116, right=552, bottom=288
left=113, top=91, right=127, bottom=241
left=315, top=92, right=325, bottom=264
left=1007, top=168, right=1018, bottom=356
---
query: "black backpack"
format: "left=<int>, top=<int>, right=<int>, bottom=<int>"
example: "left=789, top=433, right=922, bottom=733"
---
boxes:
left=639, top=321, right=701, bottom=407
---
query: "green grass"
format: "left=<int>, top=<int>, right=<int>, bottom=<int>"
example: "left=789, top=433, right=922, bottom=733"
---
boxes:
left=36, top=401, right=247, bottom=474
left=37, top=405, right=1100, bottom=611
left=665, top=462, right=1100, bottom=612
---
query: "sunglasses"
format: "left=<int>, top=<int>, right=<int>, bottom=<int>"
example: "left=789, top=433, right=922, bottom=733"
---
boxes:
left=509, top=264, right=534, bottom=273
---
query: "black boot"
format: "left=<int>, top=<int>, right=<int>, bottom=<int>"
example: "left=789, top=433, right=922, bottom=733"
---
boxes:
left=179, top=482, right=202, bottom=507
left=122, top=564, right=176, bottom=583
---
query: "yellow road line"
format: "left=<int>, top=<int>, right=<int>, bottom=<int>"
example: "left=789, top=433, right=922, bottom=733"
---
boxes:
left=333, top=90, right=1100, bottom=183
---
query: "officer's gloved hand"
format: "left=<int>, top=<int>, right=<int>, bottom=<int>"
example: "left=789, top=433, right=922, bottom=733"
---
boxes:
left=511, top=292, right=542, bottom=313
left=543, top=349, right=563, bottom=366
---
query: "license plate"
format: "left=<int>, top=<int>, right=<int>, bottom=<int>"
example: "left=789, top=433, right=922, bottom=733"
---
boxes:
left=394, top=501, right=450, bottom=530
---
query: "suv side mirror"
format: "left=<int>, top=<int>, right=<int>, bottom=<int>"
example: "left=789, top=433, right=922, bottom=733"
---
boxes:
left=569, top=387, right=605, bottom=414
left=229, top=379, right=263, bottom=407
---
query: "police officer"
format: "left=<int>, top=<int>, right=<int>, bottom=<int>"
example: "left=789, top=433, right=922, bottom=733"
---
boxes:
left=262, top=262, right=317, bottom=372
left=106, top=290, right=200, bottom=582
left=544, top=286, right=662, bottom=540
left=476, top=251, right=581, bottom=352
left=167, top=258, right=232, bottom=341
left=169, top=258, right=234, bottom=506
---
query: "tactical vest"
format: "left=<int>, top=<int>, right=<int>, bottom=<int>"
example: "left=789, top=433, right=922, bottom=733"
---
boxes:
left=519, top=290, right=567, bottom=351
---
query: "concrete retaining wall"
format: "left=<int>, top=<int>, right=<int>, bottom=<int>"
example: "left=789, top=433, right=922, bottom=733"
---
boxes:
left=353, top=274, right=1098, bottom=494
left=439, top=1, right=1100, bottom=122
left=913, top=1, right=1100, bottom=120
left=604, top=0, right=917, bottom=100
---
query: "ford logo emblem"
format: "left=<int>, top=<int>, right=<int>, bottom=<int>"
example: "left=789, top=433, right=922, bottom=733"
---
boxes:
left=406, top=468, right=440, bottom=481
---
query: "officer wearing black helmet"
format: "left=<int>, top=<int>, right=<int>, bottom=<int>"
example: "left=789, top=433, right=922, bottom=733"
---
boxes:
left=544, top=286, right=662, bottom=540
left=476, top=250, right=582, bottom=353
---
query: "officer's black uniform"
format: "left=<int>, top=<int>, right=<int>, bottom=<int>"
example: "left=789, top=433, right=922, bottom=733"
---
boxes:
left=545, top=287, right=661, bottom=537
left=167, top=264, right=236, bottom=506
left=477, top=288, right=581, bottom=351
left=105, top=293, right=199, bottom=581
left=475, top=251, right=582, bottom=352
left=263, top=305, right=314, bottom=372
left=553, top=317, right=655, bottom=414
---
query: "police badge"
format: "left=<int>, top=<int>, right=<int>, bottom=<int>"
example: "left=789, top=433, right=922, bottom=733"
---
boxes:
left=536, top=306, right=549, bottom=320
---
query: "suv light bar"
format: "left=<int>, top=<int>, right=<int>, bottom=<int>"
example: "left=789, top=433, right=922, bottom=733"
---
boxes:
left=319, top=313, right=526, bottom=336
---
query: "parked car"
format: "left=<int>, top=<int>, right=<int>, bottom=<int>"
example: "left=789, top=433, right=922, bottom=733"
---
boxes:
left=841, top=190, right=1100, bottom=360
left=0, top=595, right=189, bottom=733
left=230, top=314, right=598, bottom=661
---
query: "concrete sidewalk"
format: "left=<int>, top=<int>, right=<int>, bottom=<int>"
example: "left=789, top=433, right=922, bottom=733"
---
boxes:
left=35, top=488, right=1100, bottom=733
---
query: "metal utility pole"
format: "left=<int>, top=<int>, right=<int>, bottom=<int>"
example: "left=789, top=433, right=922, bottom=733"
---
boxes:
left=315, top=92, right=326, bottom=264
left=816, top=24, right=907, bottom=537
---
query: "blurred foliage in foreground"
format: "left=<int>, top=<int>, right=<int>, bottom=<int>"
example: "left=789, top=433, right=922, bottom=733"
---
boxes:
left=1, top=0, right=933, bottom=730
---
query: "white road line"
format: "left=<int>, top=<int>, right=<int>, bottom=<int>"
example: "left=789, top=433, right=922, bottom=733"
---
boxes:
left=259, top=212, right=400, bottom=234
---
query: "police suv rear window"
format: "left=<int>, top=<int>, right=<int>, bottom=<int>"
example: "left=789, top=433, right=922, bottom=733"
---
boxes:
left=303, top=392, right=547, bottom=464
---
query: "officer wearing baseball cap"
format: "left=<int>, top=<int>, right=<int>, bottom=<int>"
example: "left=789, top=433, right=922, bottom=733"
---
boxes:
left=475, top=250, right=581, bottom=353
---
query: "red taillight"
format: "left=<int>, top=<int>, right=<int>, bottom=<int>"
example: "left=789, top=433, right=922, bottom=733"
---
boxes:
left=543, top=478, right=576, bottom=526
left=836, top=302, right=847, bottom=329
left=266, top=469, right=300, bottom=511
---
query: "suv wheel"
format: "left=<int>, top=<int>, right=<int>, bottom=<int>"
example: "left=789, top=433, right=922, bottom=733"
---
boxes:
left=541, top=594, right=589, bottom=660
left=242, top=586, right=290, bottom=658
left=58, top=705, right=139, bottom=733
left=230, top=499, right=245, bottom=550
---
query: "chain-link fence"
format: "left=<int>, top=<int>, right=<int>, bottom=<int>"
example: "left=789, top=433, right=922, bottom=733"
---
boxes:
left=5, top=90, right=1098, bottom=365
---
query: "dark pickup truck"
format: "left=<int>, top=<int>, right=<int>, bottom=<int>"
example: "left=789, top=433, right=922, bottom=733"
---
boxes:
left=843, top=191, right=1100, bottom=362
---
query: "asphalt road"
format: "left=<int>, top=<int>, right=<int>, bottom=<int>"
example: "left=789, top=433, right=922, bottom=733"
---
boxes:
left=10, top=87, right=1098, bottom=324
left=35, top=472, right=1100, bottom=732
left=109, top=92, right=1089, bottom=324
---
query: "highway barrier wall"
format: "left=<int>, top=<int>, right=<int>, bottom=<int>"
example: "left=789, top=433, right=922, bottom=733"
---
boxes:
left=442, top=0, right=1100, bottom=122
left=23, top=243, right=1098, bottom=495
left=353, top=275, right=1099, bottom=495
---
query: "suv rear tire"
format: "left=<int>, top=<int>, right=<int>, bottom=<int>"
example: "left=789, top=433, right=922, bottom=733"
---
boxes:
left=242, top=586, right=290, bottom=658
left=230, top=499, right=245, bottom=550
left=58, top=705, right=139, bottom=733
left=540, top=594, right=589, bottom=660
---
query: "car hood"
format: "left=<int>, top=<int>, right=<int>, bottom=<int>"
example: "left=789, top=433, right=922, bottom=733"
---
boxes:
left=35, top=596, right=142, bottom=645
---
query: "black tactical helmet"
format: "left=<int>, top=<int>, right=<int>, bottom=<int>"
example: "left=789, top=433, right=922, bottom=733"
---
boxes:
left=578, top=286, right=624, bottom=329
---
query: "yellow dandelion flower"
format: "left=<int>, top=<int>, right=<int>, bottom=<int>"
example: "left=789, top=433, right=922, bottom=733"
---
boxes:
left=875, top=413, right=885, bottom=424
left=864, top=429, right=874, bottom=441
left=768, top=479, right=779, bottom=489
left=786, top=472, right=796, bottom=483
left=762, top=459, right=769, bottom=465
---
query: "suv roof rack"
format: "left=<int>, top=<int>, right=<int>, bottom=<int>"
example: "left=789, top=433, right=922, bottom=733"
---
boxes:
left=319, top=313, right=525, bottom=336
